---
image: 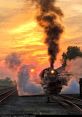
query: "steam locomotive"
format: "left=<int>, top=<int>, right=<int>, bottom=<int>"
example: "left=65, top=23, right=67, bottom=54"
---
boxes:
left=40, top=67, right=67, bottom=96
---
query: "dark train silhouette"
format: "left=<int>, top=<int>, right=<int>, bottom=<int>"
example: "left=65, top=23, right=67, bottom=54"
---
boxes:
left=40, top=67, right=67, bottom=96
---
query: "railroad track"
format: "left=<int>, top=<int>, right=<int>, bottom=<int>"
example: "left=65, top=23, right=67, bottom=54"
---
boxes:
left=0, top=93, right=82, bottom=116
left=0, top=88, right=16, bottom=104
left=0, top=86, right=16, bottom=94
left=51, top=95, right=82, bottom=115
left=59, top=94, right=82, bottom=104
left=59, top=95, right=82, bottom=110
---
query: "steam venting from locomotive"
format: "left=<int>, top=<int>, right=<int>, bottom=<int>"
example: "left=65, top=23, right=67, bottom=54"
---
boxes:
left=61, top=57, right=82, bottom=94
left=18, top=65, right=43, bottom=96
left=5, top=53, right=43, bottom=95
left=33, top=0, right=63, bottom=68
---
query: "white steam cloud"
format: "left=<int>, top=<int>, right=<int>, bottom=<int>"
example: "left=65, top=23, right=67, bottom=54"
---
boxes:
left=17, top=65, right=43, bottom=96
left=61, top=57, right=82, bottom=94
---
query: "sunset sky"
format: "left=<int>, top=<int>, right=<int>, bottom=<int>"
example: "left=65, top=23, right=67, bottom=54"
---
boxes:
left=0, top=0, right=82, bottom=80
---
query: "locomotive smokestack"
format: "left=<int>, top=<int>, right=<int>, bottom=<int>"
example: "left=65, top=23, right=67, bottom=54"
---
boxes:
left=50, top=60, right=54, bottom=69
left=32, top=0, right=64, bottom=67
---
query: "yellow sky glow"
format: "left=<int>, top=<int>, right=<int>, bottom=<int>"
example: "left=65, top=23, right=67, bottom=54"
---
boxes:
left=0, top=0, right=82, bottom=69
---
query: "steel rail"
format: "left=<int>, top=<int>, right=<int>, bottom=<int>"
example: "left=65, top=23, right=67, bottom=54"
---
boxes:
left=0, top=88, right=16, bottom=96
left=59, top=95, right=82, bottom=111
left=0, top=89, right=16, bottom=103
left=59, top=94, right=82, bottom=103
left=52, top=95, right=82, bottom=114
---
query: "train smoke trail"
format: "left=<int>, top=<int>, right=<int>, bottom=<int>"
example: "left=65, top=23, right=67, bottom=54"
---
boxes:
left=61, top=57, right=82, bottom=94
left=5, top=53, right=43, bottom=95
left=61, top=79, right=80, bottom=94
left=5, top=53, right=21, bottom=70
left=18, top=65, right=43, bottom=95
left=30, top=0, right=64, bottom=68
left=5, top=52, right=22, bottom=84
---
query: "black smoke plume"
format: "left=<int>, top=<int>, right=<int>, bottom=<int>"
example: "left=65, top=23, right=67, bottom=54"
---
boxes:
left=30, top=0, right=64, bottom=68
left=5, top=53, right=21, bottom=70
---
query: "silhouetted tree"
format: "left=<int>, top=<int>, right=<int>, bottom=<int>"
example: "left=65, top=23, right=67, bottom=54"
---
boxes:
left=62, top=46, right=82, bottom=67
left=0, top=77, right=13, bottom=86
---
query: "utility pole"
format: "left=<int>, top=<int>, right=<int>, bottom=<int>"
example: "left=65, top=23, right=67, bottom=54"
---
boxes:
left=79, top=78, right=82, bottom=97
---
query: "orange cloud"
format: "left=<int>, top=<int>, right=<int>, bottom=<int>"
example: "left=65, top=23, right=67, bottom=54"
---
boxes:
left=0, top=0, right=82, bottom=69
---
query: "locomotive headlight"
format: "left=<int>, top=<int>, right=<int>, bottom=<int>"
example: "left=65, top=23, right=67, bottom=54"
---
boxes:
left=51, top=70, right=55, bottom=74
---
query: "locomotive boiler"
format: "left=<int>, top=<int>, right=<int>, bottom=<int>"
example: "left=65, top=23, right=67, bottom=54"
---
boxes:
left=40, top=67, right=67, bottom=96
